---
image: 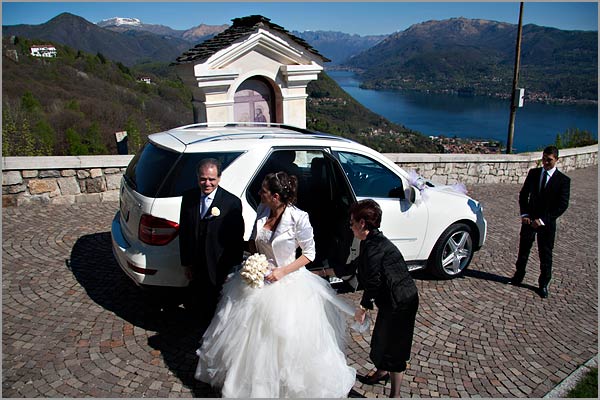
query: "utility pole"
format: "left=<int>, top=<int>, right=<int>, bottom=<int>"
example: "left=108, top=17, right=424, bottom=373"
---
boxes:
left=506, top=2, right=524, bottom=154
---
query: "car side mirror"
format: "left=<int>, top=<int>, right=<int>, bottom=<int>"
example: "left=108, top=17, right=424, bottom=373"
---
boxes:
left=405, top=186, right=421, bottom=204
left=388, top=186, right=405, bottom=199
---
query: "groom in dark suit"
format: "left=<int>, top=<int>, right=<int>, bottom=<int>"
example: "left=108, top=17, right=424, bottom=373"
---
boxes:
left=508, top=146, right=570, bottom=298
left=179, top=158, right=244, bottom=321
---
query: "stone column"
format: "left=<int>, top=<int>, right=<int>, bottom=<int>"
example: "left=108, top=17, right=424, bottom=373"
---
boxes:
left=280, top=64, right=323, bottom=128
left=175, top=64, right=239, bottom=124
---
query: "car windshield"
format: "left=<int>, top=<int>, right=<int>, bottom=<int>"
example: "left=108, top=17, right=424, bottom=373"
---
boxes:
left=124, top=142, right=243, bottom=197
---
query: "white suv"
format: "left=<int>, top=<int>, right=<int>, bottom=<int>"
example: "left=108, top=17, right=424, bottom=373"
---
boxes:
left=111, top=123, right=487, bottom=289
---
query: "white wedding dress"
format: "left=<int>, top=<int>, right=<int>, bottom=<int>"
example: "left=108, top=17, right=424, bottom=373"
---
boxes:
left=195, top=223, right=356, bottom=398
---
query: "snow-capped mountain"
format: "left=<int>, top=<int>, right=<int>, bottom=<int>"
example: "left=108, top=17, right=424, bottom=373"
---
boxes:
left=96, top=16, right=227, bottom=43
left=97, top=17, right=142, bottom=27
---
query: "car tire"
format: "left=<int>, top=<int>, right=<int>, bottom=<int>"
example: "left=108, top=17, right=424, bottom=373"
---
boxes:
left=427, top=223, right=474, bottom=279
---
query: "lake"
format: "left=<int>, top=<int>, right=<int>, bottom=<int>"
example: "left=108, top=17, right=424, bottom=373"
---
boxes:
left=328, top=71, right=598, bottom=153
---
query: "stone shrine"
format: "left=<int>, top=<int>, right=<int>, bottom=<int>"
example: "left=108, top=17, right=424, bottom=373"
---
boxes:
left=172, top=15, right=329, bottom=128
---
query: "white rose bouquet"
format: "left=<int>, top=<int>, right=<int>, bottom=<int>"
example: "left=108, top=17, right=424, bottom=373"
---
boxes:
left=240, top=253, right=273, bottom=288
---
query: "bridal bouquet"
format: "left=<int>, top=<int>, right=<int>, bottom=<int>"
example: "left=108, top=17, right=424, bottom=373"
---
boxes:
left=240, top=253, right=272, bottom=288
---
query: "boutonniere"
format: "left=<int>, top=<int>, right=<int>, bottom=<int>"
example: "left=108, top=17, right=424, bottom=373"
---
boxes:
left=210, top=207, right=221, bottom=217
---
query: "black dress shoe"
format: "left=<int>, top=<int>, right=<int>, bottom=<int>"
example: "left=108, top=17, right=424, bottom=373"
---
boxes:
left=357, top=372, right=390, bottom=386
left=539, top=286, right=549, bottom=298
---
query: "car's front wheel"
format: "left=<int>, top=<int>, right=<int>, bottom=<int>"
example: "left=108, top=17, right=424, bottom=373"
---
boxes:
left=427, top=223, right=474, bottom=279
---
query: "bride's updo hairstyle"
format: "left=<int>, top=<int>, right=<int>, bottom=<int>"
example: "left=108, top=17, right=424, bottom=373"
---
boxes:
left=263, top=171, right=298, bottom=205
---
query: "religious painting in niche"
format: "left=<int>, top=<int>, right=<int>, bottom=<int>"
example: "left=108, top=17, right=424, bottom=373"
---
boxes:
left=234, top=79, right=273, bottom=123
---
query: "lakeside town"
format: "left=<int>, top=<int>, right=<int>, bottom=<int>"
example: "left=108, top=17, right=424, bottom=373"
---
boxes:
left=431, top=136, right=504, bottom=154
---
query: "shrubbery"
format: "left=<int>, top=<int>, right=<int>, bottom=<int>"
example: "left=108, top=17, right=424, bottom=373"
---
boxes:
left=2, top=37, right=193, bottom=156
left=555, top=128, right=598, bottom=149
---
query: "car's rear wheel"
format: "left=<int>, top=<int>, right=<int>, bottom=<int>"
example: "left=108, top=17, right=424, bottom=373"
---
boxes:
left=427, top=223, right=474, bottom=279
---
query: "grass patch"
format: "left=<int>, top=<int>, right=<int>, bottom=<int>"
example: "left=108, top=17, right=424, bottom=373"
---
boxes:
left=567, top=367, right=597, bottom=398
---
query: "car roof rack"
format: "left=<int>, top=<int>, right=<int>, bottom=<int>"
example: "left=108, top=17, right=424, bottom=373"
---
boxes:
left=171, top=122, right=355, bottom=145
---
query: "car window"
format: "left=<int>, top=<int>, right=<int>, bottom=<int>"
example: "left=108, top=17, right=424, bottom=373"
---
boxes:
left=156, top=151, right=244, bottom=198
left=247, top=149, right=309, bottom=208
left=246, top=149, right=337, bottom=209
left=124, top=142, right=242, bottom=198
left=124, top=143, right=180, bottom=197
left=335, top=151, right=404, bottom=198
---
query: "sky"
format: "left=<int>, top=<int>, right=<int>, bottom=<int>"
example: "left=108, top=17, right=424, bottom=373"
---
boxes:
left=2, top=1, right=598, bottom=36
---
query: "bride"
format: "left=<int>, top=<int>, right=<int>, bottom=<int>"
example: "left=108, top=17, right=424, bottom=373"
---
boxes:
left=194, top=171, right=356, bottom=398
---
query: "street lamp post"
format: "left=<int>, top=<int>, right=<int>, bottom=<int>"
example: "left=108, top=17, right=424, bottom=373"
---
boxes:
left=506, top=2, right=524, bottom=154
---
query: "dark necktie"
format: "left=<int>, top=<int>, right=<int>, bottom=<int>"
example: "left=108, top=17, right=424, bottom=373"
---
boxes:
left=541, top=171, right=548, bottom=191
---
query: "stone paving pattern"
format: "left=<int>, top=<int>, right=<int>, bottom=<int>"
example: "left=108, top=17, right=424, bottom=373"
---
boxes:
left=2, top=166, right=597, bottom=398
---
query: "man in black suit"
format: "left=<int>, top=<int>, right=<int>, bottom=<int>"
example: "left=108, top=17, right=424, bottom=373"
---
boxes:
left=179, top=158, right=244, bottom=321
left=508, top=146, right=570, bottom=298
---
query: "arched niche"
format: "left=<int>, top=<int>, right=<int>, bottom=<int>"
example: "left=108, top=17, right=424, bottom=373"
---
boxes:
left=234, top=76, right=281, bottom=123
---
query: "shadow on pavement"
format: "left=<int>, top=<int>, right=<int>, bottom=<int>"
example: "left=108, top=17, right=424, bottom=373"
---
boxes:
left=462, top=268, right=509, bottom=283
left=463, top=268, right=540, bottom=295
left=410, top=269, right=441, bottom=281
left=68, top=232, right=219, bottom=397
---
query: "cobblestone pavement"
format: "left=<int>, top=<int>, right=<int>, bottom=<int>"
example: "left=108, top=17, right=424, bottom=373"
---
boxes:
left=2, top=166, right=597, bottom=398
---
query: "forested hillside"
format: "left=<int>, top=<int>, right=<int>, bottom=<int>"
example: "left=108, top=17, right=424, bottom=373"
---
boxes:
left=2, top=37, right=193, bottom=156
left=344, top=18, right=597, bottom=102
left=2, top=37, right=439, bottom=157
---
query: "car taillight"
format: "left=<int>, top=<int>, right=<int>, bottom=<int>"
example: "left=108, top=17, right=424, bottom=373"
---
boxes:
left=139, top=214, right=179, bottom=245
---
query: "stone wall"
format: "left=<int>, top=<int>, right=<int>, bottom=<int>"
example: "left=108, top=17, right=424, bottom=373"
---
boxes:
left=387, top=144, right=598, bottom=185
left=2, top=156, right=131, bottom=207
left=2, top=145, right=597, bottom=207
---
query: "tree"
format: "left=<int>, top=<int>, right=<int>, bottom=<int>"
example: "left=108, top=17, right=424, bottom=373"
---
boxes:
left=125, top=117, right=141, bottom=154
left=66, top=127, right=87, bottom=155
left=2, top=104, right=37, bottom=156
left=65, top=99, right=80, bottom=111
left=555, top=128, right=597, bottom=149
left=2, top=108, right=15, bottom=156
left=116, top=62, right=132, bottom=77
left=84, top=122, right=108, bottom=155
left=554, top=133, right=563, bottom=149
left=96, top=52, right=107, bottom=64
left=21, top=91, right=41, bottom=112
left=32, top=120, right=56, bottom=155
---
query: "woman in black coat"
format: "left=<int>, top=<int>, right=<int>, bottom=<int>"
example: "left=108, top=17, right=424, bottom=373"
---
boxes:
left=347, top=199, right=419, bottom=397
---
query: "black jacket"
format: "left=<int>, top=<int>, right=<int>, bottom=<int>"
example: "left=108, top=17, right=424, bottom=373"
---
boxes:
left=343, top=229, right=418, bottom=311
left=179, top=186, right=244, bottom=287
left=519, top=167, right=570, bottom=227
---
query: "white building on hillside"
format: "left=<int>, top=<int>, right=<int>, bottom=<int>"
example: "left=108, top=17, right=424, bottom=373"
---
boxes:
left=30, top=45, right=57, bottom=58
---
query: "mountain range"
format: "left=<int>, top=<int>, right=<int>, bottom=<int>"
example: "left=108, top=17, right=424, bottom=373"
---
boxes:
left=3, top=13, right=200, bottom=66
left=344, top=17, right=597, bottom=100
left=99, top=16, right=386, bottom=65
left=96, top=16, right=229, bottom=43
left=3, top=12, right=596, bottom=101
left=2, top=13, right=383, bottom=66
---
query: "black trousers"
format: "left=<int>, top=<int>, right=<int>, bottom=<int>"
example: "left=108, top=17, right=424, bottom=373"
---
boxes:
left=515, top=222, right=556, bottom=288
left=186, top=263, right=221, bottom=323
